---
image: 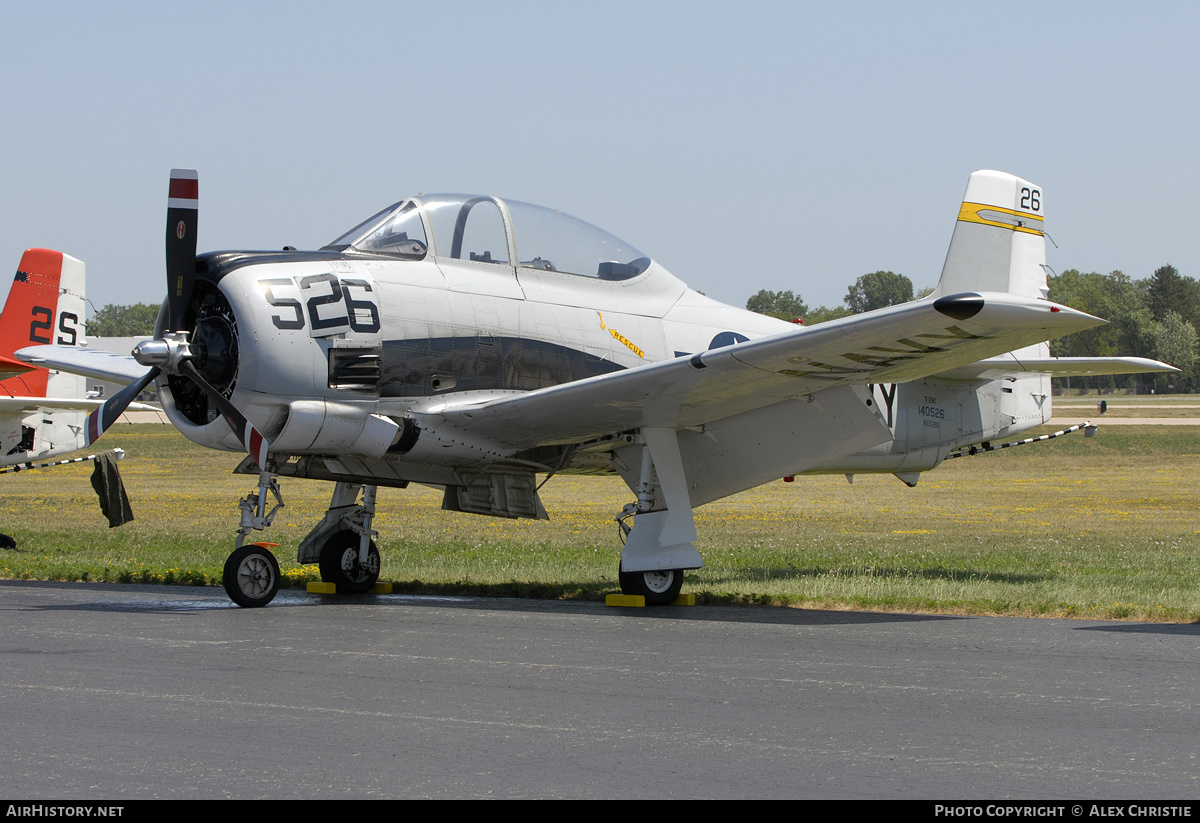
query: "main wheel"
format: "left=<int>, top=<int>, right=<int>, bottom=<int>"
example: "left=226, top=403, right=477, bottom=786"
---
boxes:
left=318, top=530, right=380, bottom=594
left=223, top=544, right=281, bottom=608
left=619, top=565, right=684, bottom=606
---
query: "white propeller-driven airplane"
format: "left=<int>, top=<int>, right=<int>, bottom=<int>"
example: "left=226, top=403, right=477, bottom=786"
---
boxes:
left=0, top=249, right=89, bottom=471
left=0, top=250, right=116, bottom=545
left=0, top=250, right=156, bottom=464
left=18, top=169, right=1175, bottom=606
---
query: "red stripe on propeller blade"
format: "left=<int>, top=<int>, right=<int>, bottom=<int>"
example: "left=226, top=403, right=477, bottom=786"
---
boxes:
left=168, top=176, right=198, bottom=202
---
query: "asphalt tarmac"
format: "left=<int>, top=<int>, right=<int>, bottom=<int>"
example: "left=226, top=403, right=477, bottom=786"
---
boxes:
left=1, top=579, right=1197, bottom=799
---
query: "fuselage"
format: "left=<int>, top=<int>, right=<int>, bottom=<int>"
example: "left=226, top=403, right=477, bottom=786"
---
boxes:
left=158, top=193, right=1050, bottom=489
left=160, top=194, right=791, bottom=466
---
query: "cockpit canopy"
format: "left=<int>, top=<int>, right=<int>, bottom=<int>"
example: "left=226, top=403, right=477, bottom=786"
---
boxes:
left=323, top=194, right=651, bottom=281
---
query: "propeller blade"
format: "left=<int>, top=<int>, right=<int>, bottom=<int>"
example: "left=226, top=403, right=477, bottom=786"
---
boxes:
left=178, top=361, right=269, bottom=469
left=84, top=367, right=161, bottom=447
left=165, top=169, right=198, bottom=331
left=162, top=169, right=267, bottom=466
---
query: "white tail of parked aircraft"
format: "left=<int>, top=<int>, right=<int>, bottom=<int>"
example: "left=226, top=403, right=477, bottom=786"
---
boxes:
left=0, top=249, right=89, bottom=466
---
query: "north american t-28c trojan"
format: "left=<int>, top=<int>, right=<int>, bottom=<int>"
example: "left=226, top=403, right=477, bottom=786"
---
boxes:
left=19, top=169, right=1174, bottom=606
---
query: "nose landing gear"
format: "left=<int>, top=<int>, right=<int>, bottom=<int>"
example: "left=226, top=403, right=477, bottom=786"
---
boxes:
left=223, top=543, right=281, bottom=608
left=221, top=469, right=286, bottom=608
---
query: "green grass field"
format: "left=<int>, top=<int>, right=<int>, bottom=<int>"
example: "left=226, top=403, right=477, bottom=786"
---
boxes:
left=1055, top=394, right=1200, bottom=418
left=2, top=422, right=1198, bottom=621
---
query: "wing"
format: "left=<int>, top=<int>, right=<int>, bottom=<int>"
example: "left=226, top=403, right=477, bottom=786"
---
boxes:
left=0, top=397, right=157, bottom=414
left=0, top=396, right=106, bottom=414
left=15, top=345, right=149, bottom=385
left=403, top=292, right=1104, bottom=450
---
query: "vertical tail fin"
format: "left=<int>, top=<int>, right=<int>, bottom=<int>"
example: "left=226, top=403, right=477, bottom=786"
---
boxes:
left=936, top=171, right=1052, bottom=428
left=0, top=249, right=86, bottom=399
left=934, top=170, right=1048, bottom=301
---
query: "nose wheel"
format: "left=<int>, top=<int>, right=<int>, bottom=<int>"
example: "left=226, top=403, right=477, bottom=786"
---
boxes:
left=223, top=544, right=281, bottom=608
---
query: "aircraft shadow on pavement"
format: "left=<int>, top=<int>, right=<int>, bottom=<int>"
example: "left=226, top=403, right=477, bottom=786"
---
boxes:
left=707, top=566, right=1048, bottom=585
left=18, top=587, right=1195, bottom=634
left=0, top=579, right=965, bottom=628
left=1074, top=621, right=1200, bottom=637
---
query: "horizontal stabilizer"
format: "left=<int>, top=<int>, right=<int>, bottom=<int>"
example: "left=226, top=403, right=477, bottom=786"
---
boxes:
left=0, top=353, right=35, bottom=377
left=0, top=396, right=158, bottom=414
left=934, top=355, right=1179, bottom=381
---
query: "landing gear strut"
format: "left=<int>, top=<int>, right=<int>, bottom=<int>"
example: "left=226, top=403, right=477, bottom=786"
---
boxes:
left=299, top=481, right=381, bottom=593
left=611, top=428, right=703, bottom=606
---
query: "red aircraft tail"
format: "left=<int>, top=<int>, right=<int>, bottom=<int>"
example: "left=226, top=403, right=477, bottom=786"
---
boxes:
left=0, top=249, right=83, bottom=398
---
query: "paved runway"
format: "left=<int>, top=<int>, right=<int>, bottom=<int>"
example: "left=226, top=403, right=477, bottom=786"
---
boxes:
left=1, top=580, right=1197, bottom=799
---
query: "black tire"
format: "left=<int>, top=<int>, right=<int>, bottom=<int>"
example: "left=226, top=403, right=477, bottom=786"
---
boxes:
left=318, top=530, right=380, bottom=594
left=619, top=565, right=684, bottom=606
left=223, top=544, right=281, bottom=608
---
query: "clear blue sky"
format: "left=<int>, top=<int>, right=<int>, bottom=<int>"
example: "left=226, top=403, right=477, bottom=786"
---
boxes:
left=1, top=0, right=1195, bottom=316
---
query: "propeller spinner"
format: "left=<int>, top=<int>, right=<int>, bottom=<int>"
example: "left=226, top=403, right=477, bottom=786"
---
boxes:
left=83, top=170, right=269, bottom=468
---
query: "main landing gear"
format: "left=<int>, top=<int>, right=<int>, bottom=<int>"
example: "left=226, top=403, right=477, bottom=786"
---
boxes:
left=221, top=472, right=382, bottom=607
left=300, top=481, right=380, bottom=594
left=316, top=530, right=380, bottom=594
left=611, top=428, right=704, bottom=606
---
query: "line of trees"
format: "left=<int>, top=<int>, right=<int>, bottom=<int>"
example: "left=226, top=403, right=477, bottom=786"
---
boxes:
left=86, top=303, right=159, bottom=337
left=747, top=271, right=928, bottom=325
left=1046, top=265, right=1197, bottom=393
left=746, top=265, right=1199, bottom=393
